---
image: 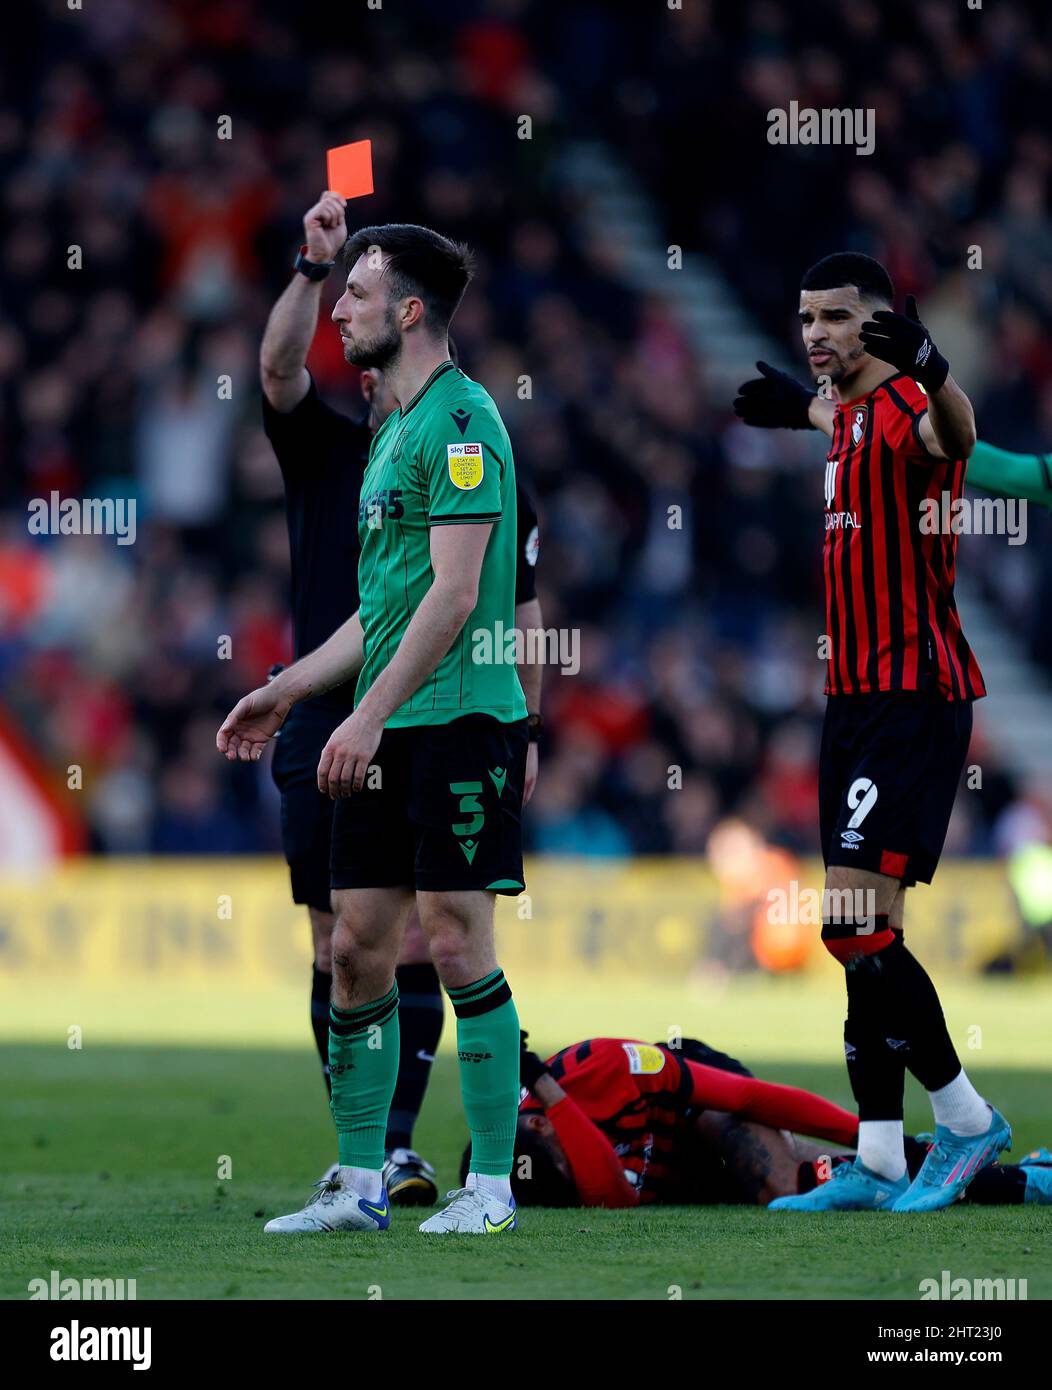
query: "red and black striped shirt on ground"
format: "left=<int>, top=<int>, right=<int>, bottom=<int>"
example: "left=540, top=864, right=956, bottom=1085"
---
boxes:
left=520, top=1038, right=857, bottom=1207
left=822, top=373, right=985, bottom=701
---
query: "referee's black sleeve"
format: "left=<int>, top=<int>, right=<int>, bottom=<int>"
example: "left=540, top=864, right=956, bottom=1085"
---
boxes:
left=261, top=373, right=369, bottom=473
left=514, top=482, right=539, bottom=607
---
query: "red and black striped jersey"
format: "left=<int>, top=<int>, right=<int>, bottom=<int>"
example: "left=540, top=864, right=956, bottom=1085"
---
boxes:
left=521, top=1039, right=693, bottom=1204
left=520, top=1038, right=858, bottom=1207
left=822, top=373, right=986, bottom=701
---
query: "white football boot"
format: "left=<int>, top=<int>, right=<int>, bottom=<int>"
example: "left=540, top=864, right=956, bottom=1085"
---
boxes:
left=264, top=1174, right=390, bottom=1233
left=418, top=1186, right=517, bottom=1234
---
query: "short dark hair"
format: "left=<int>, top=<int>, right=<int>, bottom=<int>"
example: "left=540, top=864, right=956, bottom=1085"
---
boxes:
left=343, top=223, right=475, bottom=333
left=800, top=252, right=894, bottom=306
left=459, top=1122, right=577, bottom=1208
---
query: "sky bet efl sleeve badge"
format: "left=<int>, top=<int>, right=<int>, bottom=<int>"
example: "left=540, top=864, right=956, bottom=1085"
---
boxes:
left=621, top=1042, right=666, bottom=1075
left=447, top=441, right=484, bottom=490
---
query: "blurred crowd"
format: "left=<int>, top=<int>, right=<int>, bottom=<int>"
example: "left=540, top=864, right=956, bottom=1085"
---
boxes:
left=1, top=0, right=1050, bottom=860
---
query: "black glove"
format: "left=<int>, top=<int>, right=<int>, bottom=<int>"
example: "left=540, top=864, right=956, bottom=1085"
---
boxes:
left=519, top=1029, right=550, bottom=1090
left=733, top=361, right=816, bottom=429
left=859, top=294, right=949, bottom=392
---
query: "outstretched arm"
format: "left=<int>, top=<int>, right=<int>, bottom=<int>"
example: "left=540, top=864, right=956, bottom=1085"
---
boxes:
left=967, top=440, right=1052, bottom=511
left=686, top=1061, right=858, bottom=1147
left=260, top=191, right=347, bottom=412
left=859, top=296, right=975, bottom=460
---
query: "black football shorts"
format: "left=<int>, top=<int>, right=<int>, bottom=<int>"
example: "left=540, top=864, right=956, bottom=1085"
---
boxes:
left=330, top=714, right=528, bottom=895
left=819, top=690, right=974, bottom=887
left=269, top=701, right=342, bottom=914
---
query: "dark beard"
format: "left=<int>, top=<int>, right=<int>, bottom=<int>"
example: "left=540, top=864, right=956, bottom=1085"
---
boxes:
left=343, top=317, right=401, bottom=371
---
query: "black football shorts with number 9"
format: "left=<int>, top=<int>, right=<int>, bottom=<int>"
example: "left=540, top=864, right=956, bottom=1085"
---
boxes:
left=330, top=713, right=528, bottom=895
left=819, top=690, right=973, bottom=888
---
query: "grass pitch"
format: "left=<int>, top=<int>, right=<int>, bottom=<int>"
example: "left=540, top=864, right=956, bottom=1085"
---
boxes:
left=1, top=976, right=1050, bottom=1301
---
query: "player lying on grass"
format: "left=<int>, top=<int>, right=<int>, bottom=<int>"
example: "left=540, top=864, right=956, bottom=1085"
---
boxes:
left=487, top=1033, right=1052, bottom=1209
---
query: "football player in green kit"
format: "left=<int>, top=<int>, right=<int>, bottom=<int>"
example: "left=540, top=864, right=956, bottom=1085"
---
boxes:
left=219, top=224, right=527, bottom=1235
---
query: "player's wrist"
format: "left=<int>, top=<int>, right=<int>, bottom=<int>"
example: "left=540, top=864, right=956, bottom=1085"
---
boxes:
left=294, top=245, right=336, bottom=280
left=916, top=348, right=949, bottom=394
left=271, top=666, right=310, bottom=708
left=520, top=1050, right=550, bottom=1088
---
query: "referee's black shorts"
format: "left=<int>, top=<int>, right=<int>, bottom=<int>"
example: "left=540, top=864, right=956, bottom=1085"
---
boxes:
left=819, top=689, right=973, bottom=888
left=270, top=702, right=342, bottom=914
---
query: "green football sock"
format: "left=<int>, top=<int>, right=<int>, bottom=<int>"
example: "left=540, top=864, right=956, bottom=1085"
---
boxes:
left=328, top=983, right=400, bottom=1169
left=447, top=969, right=520, bottom=1177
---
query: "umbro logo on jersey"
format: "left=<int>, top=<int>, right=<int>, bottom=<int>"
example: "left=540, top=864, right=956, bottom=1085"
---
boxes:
left=841, top=830, right=864, bottom=843
left=449, top=408, right=472, bottom=435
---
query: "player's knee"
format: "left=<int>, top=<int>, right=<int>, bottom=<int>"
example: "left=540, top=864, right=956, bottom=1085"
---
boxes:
left=426, top=923, right=471, bottom=979
left=821, top=914, right=896, bottom=967
left=399, top=912, right=431, bottom=965
left=329, top=913, right=378, bottom=981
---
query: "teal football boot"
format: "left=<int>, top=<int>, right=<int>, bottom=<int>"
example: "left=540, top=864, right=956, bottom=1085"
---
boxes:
left=768, top=1157, right=908, bottom=1211
left=891, top=1107, right=1011, bottom=1213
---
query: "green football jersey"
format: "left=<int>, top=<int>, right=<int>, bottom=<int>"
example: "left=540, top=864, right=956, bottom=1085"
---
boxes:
left=354, top=359, right=528, bottom=727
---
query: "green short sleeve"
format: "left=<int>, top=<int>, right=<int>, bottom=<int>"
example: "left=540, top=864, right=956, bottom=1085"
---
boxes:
left=419, top=412, right=506, bottom=526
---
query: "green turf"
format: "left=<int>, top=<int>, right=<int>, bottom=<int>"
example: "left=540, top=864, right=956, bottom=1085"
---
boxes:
left=2, top=1040, right=1049, bottom=1301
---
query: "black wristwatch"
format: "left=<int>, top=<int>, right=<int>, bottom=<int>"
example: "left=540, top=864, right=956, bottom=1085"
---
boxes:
left=294, top=246, right=335, bottom=281
left=526, top=712, right=544, bottom=743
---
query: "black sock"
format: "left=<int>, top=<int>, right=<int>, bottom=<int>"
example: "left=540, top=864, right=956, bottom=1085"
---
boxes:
left=844, top=941, right=906, bottom=1120
left=386, top=962, right=444, bottom=1151
left=905, top=1134, right=931, bottom=1179
left=874, top=933, right=963, bottom=1091
left=310, top=964, right=332, bottom=1098
left=963, top=1164, right=1028, bottom=1205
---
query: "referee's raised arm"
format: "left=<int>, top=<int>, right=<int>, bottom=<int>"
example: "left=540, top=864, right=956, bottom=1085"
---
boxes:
left=260, top=191, right=347, bottom=412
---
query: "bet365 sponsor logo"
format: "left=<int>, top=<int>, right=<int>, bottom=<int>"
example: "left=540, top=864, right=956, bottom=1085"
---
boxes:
left=360, top=487, right=404, bottom=529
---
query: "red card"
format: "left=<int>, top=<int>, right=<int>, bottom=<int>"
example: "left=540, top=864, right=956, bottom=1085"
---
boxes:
left=326, top=140, right=374, bottom=200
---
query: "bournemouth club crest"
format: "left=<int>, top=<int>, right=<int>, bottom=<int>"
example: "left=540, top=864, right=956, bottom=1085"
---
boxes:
left=851, top=405, right=867, bottom=446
